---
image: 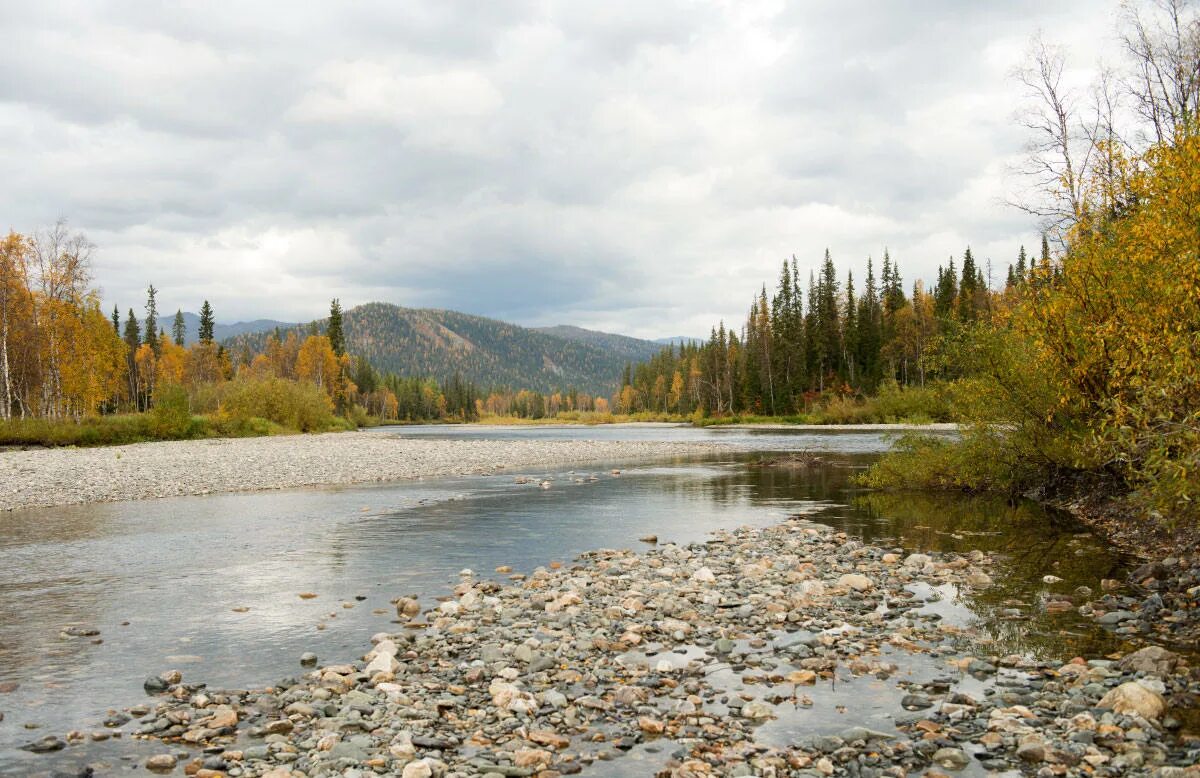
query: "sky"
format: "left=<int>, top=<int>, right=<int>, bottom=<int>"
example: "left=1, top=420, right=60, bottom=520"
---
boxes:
left=1, top=1, right=1122, bottom=339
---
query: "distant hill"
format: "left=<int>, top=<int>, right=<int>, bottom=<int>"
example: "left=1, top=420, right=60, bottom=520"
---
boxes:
left=165, top=312, right=293, bottom=345
left=654, top=336, right=704, bottom=347
left=226, top=303, right=650, bottom=395
left=533, top=325, right=664, bottom=364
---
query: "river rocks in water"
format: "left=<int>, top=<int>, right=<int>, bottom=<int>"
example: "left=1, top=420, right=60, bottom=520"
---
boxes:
left=931, top=747, right=970, bottom=770
left=0, top=681, right=19, bottom=693
left=144, top=753, right=177, bottom=771
left=85, top=518, right=1199, bottom=778
left=21, top=735, right=65, bottom=753
left=299, top=651, right=318, bottom=666
left=395, top=597, right=420, bottom=618
left=143, top=676, right=170, bottom=694
left=739, top=700, right=774, bottom=719
left=1099, top=681, right=1166, bottom=719
left=1117, top=645, right=1181, bottom=677
left=1096, top=609, right=1137, bottom=624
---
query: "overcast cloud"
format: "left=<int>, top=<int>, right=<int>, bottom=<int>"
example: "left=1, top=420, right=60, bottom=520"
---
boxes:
left=0, top=1, right=1121, bottom=338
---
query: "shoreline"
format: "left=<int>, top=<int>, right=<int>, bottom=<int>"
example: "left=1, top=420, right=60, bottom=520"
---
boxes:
left=27, top=517, right=1198, bottom=776
left=0, top=432, right=726, bottom=512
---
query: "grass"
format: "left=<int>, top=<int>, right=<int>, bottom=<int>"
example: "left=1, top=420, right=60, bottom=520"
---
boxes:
left=0, top=413, right=308, bottom=448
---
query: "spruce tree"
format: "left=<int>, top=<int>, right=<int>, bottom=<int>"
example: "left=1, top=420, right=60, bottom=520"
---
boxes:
left=934, top=258, right=958, bottom=319
left=123, top=309, right=141, bottom=351
left=111, top=304, right=120, bottom=334
left=144, top=284, right=159, bottom=355
left=172, top=309, right=186, bottom=346
left=856, top=257, right=882, bottom=388
left=958, top=248, right=978, bottom=323
left=198, top=301, right=215, bottom=343
left=123, top=309, right=141, bottom=409
left=328, top=298, right=345, bottom=356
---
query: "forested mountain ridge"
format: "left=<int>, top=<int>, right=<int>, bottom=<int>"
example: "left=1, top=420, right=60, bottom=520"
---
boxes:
left=225, top=303, right=641, bottom=395
left=532, top=325, right=663, bottom=364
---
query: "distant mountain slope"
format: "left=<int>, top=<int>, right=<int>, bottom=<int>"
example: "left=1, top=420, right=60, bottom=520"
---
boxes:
left=165, top=312, right=293, bottom=345
left=533, top=325, right=664, bottom=364
left=654, top=336, right=704, bottom=347
left=226, top=303, right=638, bottom=395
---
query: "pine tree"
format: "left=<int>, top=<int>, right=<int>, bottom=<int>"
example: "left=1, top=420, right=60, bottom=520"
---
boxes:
left=144, top=284, right=159, bottom=355
left=855, top=257, right=882, bottom=388
left=934, top=258, right=958, bottom=319
left=198, top=301, right=215, bottom=343
left=123, top=309, right=141, bottom=408
left=111, top=304, right=120, bottom=334
left=328, top=298, right=345, bottom=356
left=122, top=309, right=141, bottom=350
left=843, top=269, right=857, bottom=384
left=958, top=248, right=978, bottom=323
left=172, top=309, right=186, bottom=346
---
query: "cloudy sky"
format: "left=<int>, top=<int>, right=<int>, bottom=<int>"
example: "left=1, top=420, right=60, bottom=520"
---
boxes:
left=2, top=1, right=1120, bottom=338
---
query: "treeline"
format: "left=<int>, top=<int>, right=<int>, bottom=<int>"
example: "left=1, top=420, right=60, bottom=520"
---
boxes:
left=615, top=246, right=1046, bottom=417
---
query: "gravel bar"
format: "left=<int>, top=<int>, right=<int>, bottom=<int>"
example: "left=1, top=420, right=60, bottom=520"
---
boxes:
left=0, top=432, right=725, bottom=511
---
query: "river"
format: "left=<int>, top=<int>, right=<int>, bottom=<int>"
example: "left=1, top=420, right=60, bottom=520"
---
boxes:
left=0, top=425, right=1132, bottom=775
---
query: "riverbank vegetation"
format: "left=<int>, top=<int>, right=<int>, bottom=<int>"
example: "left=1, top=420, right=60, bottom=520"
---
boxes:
left=0, top=236, right=486, bottom=445
left=863, top=4, right=1200, bottom=528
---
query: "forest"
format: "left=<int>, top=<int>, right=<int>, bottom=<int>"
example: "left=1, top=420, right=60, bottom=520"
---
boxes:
left=610, top=244, right=1043, bottom=421
left=0, top=249, right=486, bottom=445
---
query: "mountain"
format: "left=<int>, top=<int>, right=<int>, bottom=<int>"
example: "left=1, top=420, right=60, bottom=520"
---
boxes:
left=226, top=303, right=649, bottom=395
left=654, top=336, right=704, bottom=347
left=532, top=325, right=664, bottom=364
left=163, top=312, right=293, bottom=345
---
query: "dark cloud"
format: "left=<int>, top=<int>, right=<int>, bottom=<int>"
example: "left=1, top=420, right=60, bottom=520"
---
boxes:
left=0, top=0, right=1116, bottom=337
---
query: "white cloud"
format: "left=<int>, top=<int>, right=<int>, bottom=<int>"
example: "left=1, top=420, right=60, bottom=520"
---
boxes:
left=0, top=0, right=1124, bottom=338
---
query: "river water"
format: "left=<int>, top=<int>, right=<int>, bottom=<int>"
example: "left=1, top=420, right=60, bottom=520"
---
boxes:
left=0, top=425, right=1131, bottom=775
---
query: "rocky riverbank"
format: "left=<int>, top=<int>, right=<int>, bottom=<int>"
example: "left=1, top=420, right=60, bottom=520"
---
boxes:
left=1051, top=492, right=1200, bottom=659
left=28, top=519, right=1200, bottom=777
left=0, top=433, right=725, bottom=511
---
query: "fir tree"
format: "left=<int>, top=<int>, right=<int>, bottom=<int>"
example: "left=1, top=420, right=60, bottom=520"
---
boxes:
left=172, top=309, right=186, bottom=346
left=934, top=258, right=958, bottom=319
left=144, top=284, right=159, bottom=355
left=958, top=248, right=978, bottom=323
left=122, top=309, right=141, bottom=351
left=111, top=304, right=120, bottom=334
left=198, top=301, right=215, bottom=343
left=328, top=298, right=345, bottom=356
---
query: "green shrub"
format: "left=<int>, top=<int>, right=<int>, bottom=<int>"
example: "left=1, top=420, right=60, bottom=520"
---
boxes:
left=858, top=431, right=1035, bottom=494
left=344, top=403, right=371, bottom=428
left=150, top=384, right=196, bottom=438
left=217, top=377, right=338, bottom=432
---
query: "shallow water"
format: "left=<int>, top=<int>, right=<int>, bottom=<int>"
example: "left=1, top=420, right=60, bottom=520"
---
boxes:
left=0, top=426, right=1131, bottom=774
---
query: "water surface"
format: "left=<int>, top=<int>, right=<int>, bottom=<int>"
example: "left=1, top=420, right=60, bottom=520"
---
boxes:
left=0, top=426, right=1129, bottom=775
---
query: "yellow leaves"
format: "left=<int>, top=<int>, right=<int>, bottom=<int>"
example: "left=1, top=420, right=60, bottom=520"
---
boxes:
left=295, top=335, right=339, bottom=390
left=155, top=341, right=188, bottom=386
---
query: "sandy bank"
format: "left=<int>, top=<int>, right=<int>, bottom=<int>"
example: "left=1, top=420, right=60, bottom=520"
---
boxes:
left=0, top=432, right=723, bottom=511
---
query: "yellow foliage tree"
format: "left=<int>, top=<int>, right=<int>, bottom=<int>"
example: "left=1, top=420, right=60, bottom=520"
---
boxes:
left=295, top=335, right=339, bottom=392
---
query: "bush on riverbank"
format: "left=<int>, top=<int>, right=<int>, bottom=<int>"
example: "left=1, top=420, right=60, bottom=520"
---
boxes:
left=693, top=381, right=956, bottom=427
left=0, top=377, right=353, bottom=447
left=863, top=135, right=1200, bottom=526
